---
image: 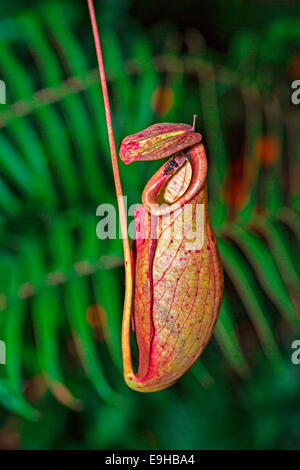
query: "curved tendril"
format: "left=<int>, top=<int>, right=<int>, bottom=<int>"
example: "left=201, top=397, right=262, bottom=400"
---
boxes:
left=87, top=0, right=134, bottom=379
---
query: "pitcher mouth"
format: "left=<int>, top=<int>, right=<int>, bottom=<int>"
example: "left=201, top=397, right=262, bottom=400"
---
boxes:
left=142, top=144, right=207, bottom=217
left=157, top=152, right=192, bottom=206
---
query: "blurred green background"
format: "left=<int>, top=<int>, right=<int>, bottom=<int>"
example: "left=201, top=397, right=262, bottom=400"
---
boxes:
left=0, top=0, right=300, bottom=450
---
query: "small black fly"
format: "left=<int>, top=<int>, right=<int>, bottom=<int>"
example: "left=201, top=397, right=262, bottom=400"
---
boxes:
left=163, top=157, right=179, bottom=175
